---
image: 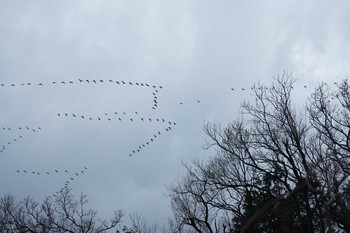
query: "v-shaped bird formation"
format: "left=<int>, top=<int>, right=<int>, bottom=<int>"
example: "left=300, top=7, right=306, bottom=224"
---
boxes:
left=0, top=78, right=175, bottom=190
left=1, top=77, right=335, bottom=192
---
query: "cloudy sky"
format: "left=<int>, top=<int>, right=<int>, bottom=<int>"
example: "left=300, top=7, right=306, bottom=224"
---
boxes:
left=1, top=0, right=350, bottom=226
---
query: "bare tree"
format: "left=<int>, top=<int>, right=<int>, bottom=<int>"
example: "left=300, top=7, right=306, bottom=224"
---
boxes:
left=169, top=73, right=350, bottom=233
left=0, top=186, right=123, bottom=233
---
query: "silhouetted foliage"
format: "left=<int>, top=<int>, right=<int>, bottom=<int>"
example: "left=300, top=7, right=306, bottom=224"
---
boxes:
left=0, top=187, right=123, bottom=233
left=169, top=73, right=350, bottom=233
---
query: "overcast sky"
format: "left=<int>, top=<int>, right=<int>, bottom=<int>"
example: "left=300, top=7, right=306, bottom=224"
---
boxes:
left=1, top=0, right=350, bottom=227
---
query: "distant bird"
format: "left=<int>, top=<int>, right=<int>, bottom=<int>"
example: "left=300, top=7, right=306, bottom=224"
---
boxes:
left=61, top=81, right=65, bottom=84
left=153, top=85, right=156, bottom=88
left=152, top=107, right=156, bottom=110
left=38, top=83, right=43, bottom=86
left=109, top=80, right=113, bottom=82
left=23, top=170, right=27, bottom=173
left=100, top=80, right=104, bottom=82
left=18, top=127, right=22, bottom=130
left=136, top=82, right=139, bottom=86
left=93, top=80, right=97, bottom=83
left=55, top=170, right=59, bottom=173
left=65, top=170, right=68, bottom=173
left=231, top=88, right=234, bottom=91
left=81, top=116, right=85, bottom=119
left=73, top=114, right=76, bottom=117
left=65, top=113, right=68, bottom=116
left=173, top=122, right=176, bottom=125
left=162, top=119, right=165, bottom=122
left=116, top=81, right=120, bottom=84
left=98, top=117, right=101, bottom=120
left=78, top=79, right=83, bottom=82
left=21, top=83, right=24, bottom=86
left=146, top=142, right=149, bottom=145
left=151, top=139, right=154, bottom=142
left=155, top=90, right=159, bottom=92
left=180, top=102, right=183, bottom=105
left=122, top=81, right=125, bottom=84
left=89, top=118, right=92, bottom=120
left=159, top=86, right=163, bottom=89
left=81, top=170, right=84, bottom=174
left=38, top=127, right=41, bottom=130
left=156, top=119, right=159, bottom=121
left=130, top=118, right=133, bottom=122
left=69, top=81, right=73, bottom=84
left=27, top=83, right=31, bottom=85
left=141, top=83, right=144, bottom=86
left=169, top=121, right=172, bottom=125
left=135, top=112, right=138, bottom=114
left=304, top=85, right=307, bottom=88
left=86, top=80, right=89, bottom=83
left=197, top=100, right=200, bottom=103
left=115, top=112, right=118, bottom=115
left=105, top=113, right=108, bottom=115
left=17, top=170, right=20, bottom=173
left=129, top=154, right=132, bottom=156
left=84, top=166, right=87, bottom=170
left=145, top=83, right=149, bottom=87
left=123, top=112, right=126, bottom=115
left=1, top=84, right=4, bottom=86
left=70, top=177, right=74, bottom=180
left=75, top=172, right=79, bottom=176
left=11, top=84, right=15, bottom=86
left=242, top=88, right=245, bottom=90
left=129, top=82, right=133, bottom=85
left=141, top=118, right=144, bottom=121
left=108, top=118, right=111, bottom=121
left=46, top=172, right=50, bottom=175
left=118, top=118, right=122, bottom=121
left=149, top=118, right=152, bottom=122
left=57, top=113, right=61, bottom=117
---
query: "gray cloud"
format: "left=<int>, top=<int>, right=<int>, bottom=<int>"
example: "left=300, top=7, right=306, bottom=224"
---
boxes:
left=1, top=0, right=350, bottom=225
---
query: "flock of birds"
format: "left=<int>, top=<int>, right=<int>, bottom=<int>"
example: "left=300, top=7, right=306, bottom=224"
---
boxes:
left=1, top=78, right=342, bottom=197
left=0, top=126, right=41, bottom=153
left=0, top=78, right=178, bottom=196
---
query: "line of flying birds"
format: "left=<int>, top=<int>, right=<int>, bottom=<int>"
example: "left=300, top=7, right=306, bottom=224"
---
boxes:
left=0, top=79, right=176, bottom=191
left=0, top=79, right=163, bottom=89
left=2, top=78, right=340, bottom=193
left=0, top=126, right=41, bottom=153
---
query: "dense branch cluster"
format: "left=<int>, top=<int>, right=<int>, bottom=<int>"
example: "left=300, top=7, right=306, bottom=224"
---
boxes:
left=0, top=187, right=123, bottom=233
left=169, top=74, right=350, bottom=233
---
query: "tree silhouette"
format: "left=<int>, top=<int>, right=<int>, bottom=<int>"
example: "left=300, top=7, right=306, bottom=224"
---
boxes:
left=0, top=187, right=123, bottom=233
left=169, top=73, right=350, bottom=233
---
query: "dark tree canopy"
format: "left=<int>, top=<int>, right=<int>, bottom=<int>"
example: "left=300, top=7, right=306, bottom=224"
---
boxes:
left=169, top=74, right=350, bottom=233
